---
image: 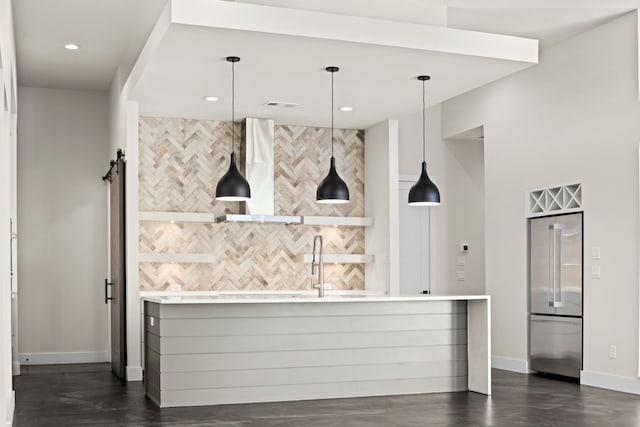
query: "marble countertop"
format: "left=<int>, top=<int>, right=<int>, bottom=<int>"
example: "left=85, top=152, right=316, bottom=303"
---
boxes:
left=140, top=291, right=490, bottom=304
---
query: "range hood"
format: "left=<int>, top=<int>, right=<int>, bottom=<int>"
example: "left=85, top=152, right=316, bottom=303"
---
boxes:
left=218, top=118, right=298, bottom=224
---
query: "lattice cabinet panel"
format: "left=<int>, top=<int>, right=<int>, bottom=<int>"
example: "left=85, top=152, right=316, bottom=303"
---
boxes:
left=527, top=183, right=582, bottom=217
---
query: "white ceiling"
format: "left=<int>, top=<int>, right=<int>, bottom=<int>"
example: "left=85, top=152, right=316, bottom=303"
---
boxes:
left=236, top=0, right=635, bottom=49
left=131, top=21, right=534, bottom=129
left=12, top=0, right=640, bottom=104
left=448, top=7, right=629, bottom=49
left=14, top=0, right=166, bottom=90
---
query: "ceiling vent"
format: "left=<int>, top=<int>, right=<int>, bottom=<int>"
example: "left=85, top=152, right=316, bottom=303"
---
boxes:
left=263, top=101, right=299, bottom=108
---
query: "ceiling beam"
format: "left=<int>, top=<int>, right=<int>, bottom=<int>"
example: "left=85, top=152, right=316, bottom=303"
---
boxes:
left=170, top=0, right=538, bottom=64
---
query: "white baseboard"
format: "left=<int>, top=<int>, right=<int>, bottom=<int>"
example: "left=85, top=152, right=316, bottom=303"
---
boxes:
left=491, top=356, right=532, bottom=374
left=126, top=366, right=143, bottom=382
left=581, top=370, right=640, bottom=395
left=19, top=351, right=108, bottom=365
left=6, top=391, right=15, bottom=426
left=11, top=362, right=19, bottom=376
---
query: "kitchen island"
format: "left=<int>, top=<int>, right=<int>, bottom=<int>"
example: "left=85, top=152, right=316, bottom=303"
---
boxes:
left=142, top=293, right=490, bottom=408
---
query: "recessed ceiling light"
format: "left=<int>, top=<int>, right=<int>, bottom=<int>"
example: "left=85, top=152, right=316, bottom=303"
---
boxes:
left=64, top=43, right=80, bottom=51
left=203, top=96, right=219, bottom=102
left=339, top=106, right=353, bottom=112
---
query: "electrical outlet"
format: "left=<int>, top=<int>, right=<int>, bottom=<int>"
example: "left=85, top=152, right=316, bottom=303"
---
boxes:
left=609, top=345, right=617, bottom=359
left=456, top=256, right=465, bottom=266
left=591, top=265, right=601, bottom=279
left=456, top=271, right=465, bottom=281
left=169, top=283, right=182, bottom=292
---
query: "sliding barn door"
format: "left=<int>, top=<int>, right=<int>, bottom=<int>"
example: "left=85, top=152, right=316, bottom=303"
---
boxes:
left=108, top=158, right=127, bottom=379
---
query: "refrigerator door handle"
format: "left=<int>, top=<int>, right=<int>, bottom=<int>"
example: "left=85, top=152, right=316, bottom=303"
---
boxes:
left=532, top=318, right=581, bottom=326
left=549, top=224, right=564, bottom=308
left=548, top=225, right=553, bottom=307
left=553, top=224, right=564, bottom=308
left=555, top=226, right=564, bottom=307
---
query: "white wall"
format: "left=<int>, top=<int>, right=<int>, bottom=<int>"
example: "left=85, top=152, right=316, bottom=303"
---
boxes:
left=17, top=87, right=109, bottom=364
left=107, top=3, right=171, bottom=381
left=398, top=105, right=486, bottom=295
left=109, top=83, right=143, bottom=381
left=442, top=11, right=640, bottom=386
left=0, top=0, right=17, bottom=423
left=441, top=137, right=485, bottom=295
left=365, top=120, right=400, bottom=295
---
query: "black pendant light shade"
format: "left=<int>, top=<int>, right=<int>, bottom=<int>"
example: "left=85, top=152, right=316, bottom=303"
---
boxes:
left=317, top=156, right=349, bottom=204
left=317, top=66, right=350, bottom=204
left=216, top=152, right=251, bottom=201
left=408, top=161, right=440, bottom=206
left=408, top=75, right=440, bottom=206
left=216, top=56, right=251, bottom=202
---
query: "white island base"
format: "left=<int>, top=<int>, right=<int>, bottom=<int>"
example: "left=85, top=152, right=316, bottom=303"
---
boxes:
left=142, top=295, right=490, bottom=408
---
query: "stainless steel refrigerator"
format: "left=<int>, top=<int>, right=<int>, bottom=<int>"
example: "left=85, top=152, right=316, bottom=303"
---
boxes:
left=529, top=212, right=582, bottom=378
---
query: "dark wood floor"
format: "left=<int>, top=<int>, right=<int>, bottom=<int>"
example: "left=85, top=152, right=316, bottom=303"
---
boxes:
left=12, top=363, right=640, bottom=426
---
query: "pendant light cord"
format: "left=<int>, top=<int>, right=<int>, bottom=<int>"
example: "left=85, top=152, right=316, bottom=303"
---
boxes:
left=331, top=69, right=335, bottom=158
left=422, top=78, right=426, bottom=162
left=231, top=60, right=235, bottom=154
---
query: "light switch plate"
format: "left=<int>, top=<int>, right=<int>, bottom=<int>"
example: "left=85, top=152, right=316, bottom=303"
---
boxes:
left=456, top=256, right=465, bottom=266
left=591, top=247, right=601, bottom=260
left=456, top=271, right=465, bottom=281
left=591, top=265, right=601, bottom=279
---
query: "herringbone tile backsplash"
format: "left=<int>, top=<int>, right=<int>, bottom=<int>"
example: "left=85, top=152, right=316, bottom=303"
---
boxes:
left=139, top=117, right=365, bottom=291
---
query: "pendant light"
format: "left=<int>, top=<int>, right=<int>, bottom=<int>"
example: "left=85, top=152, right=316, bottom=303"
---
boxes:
left=215, top=56, right=251, bottom=202
left=408, top=75, right=440, bottom=206
left=317, top=66, right=349, bottom=204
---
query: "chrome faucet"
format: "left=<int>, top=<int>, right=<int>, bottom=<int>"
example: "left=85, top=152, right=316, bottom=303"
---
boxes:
left=311, top=235, right=325, bottom=297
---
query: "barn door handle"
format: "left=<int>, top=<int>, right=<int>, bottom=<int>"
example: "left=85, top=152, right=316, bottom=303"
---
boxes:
left=105, top=279, right=113, bottom=304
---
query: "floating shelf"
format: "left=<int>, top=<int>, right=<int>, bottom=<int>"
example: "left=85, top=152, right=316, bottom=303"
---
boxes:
left=139, top=253, right=213, bottom=263
left=139, top=212, right=373, bottom=227
left=139, top=211, right=215, bottom=223
left=296, top=254, right=374, bottom=264
left=301, top=216, right=373, bottom=227
left=217, top=214, right=301, bottom=224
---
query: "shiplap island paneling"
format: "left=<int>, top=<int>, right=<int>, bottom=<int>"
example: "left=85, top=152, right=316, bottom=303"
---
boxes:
left=142, top=295, right=490, bottom=407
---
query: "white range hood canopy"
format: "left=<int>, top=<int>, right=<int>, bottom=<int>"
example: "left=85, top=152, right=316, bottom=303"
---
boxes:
left=218, top=118, right=296, bottom=224
left=244, top=118, right=275, bottom=216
